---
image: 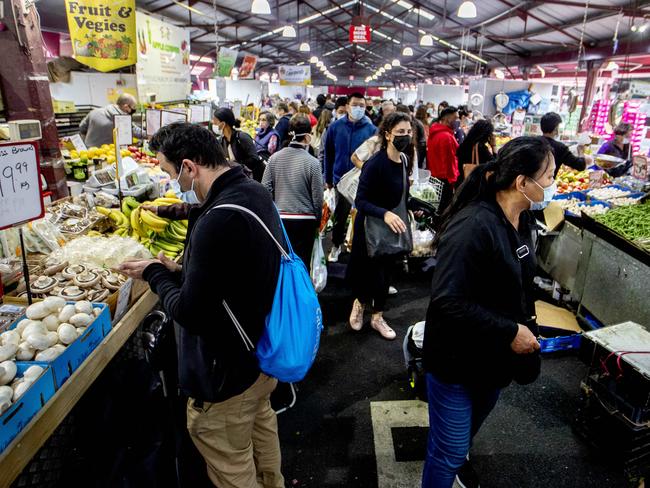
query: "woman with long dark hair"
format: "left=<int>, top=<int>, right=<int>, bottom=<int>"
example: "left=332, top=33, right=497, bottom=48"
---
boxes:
left=456, top=119, right=497, bottom=185
left=347, top=112, right=414, bottom=340
left=421, top=136, right=555, bottom=488
left=213, top=107, right=265, bottom=181
left=415, top=106, right=431, bottom=135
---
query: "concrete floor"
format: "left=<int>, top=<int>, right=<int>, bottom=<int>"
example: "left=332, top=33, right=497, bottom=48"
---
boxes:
left=277, top=269, right=632, bottom=488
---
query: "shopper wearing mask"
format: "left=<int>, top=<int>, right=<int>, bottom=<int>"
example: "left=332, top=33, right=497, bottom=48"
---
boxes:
left=598, top=122, right=633, bottom=160
left=347, top=113, right=414, bottom=340
left=324, top=92, right=377, bottom=263
left=214, top=107, right=265, bottom=182
left=456, top=120, right=497, bottom=185
left=79, top=93, right=144, bottom=148
left=333, top=96, right=349, bottom=120
left=541, top=112, right=590, bottom=177
left=454, top=107, right=471, bottom=145
left=274, top=103, right=292, bottom=145
left=118, top=122, right=285, bottom=488
left=427, top=106, right=460, bottom=212
left=422, top=136, right=553, bottom=488
left=262, top=114, right=323, bottom=266
left=255, top=112, right=280, bottom=161
left=397, top=104, right=427, bottom=169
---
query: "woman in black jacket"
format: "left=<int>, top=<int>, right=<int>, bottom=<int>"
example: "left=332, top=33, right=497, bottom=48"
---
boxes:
left=422, top=137, right=555, bottom=488
left=348, top=112, right=414, bottom=341
left=213, top=107, right=265, bottom=181
left=455, top=119, right=496, bottom=186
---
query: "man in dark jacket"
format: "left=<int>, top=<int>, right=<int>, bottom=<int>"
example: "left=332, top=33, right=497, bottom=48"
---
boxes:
left=323, top=92, right=377, bottom=262
left=313, top=94, right=327, bottom=121
left=541, top=112, right=591, bottom=177
left=274, top=102, right=292, bottom=146
left=118, top=122, right=285, bottom=488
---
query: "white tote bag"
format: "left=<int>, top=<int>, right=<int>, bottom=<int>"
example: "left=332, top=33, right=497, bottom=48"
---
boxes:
left=337, top=167, right=361, bottom=205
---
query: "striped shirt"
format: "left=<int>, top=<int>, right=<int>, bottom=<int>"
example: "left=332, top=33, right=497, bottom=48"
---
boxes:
left=262, top=146, right=324, bottom=222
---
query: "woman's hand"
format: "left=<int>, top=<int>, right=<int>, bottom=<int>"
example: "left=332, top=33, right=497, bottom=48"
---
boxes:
left=511, top=324, right=540, bottom=354
left=156, top=252, right=182, bottom=273
left=384, top=211, right=407, bottom=234
left=140, top=204, right=158, bottom=215
left=117, top=258, right=161, bottom=280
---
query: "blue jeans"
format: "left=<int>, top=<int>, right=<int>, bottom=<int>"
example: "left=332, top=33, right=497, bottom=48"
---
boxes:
left=421, top=373, right=500, bottom=488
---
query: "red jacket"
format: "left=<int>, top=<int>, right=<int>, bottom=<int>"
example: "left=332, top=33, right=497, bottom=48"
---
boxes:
left=427, top=123, right=460, bottom=184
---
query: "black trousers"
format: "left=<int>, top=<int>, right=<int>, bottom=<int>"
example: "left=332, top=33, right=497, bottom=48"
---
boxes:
left=332, top=188, right=352, bottom=248
left=281, top=218, right=318, bottom=268
left=438, top=180, right=455, bottom=214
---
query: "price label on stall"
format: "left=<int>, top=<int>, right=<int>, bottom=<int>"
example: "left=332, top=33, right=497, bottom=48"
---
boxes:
left=112, top=278, right=133, bottom=325
left=0, top=142, right=44, bottom=230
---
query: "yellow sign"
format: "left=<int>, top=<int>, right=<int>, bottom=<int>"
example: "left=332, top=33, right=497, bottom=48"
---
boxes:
left=64, top=0, right=136, bottom=72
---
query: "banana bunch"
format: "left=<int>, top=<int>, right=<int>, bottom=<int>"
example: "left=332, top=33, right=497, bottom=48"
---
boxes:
left=97, top=206, right=131, bottom=237
left=121, top=196, right=139, bottom=219
left=128, top=195, right=188, bottom=258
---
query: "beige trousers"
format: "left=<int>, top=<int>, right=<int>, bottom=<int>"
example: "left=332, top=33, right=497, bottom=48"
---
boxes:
left=187, top=374, right=285, bottom=488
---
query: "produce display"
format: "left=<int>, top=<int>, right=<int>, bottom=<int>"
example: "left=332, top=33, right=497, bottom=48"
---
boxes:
left=95, top=194, right=187, bottom=257
left=595, top=202, right=650, bottom=251
left=0, top=362, right=45, bottom=413
left=609, top=197, right=643, bottom=207
left=557, top=198, right=609, bottom=217
left=556, top=168, right=591, bottom=193
left=46, top=236, right=151, bottom=271
left=586, top=187, right=631, bottom=200
left=47, top=198, right=106, bottom=235
left=240, top=119, right=258, bottom=139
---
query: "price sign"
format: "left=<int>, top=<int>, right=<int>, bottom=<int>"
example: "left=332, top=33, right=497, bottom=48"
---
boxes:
left=161, top=110, right=188, bottom=127
left=190, top=105, right=205, bottom=123
left=69, top=134, right=87, bottom=152
left=146, top=109, right=162, bottom=137
left=112, top=278, right=133, bottom=325
left=114, top=114, right=133, bottom=147
left=0, top=142, right=44, bottom=230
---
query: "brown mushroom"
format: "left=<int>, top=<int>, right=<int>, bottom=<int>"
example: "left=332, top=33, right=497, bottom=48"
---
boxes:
left=57, top=286, right=87, bottom=301
left=73, top=271, right=101, bottom=288
left=52, top=273, right=70, bottom=285
left=101, top=274, right=122, bottom=291
left=62, top=264, right=87, bottom=280
left=43, top=259, right=68, bottom=276
left=31, top=276, right=57, bottom=294
left=87, top=289, right=110, bottom=302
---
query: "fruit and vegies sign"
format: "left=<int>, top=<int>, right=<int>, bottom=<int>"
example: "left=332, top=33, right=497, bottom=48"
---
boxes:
left=64, top=0, right=136, bottom=72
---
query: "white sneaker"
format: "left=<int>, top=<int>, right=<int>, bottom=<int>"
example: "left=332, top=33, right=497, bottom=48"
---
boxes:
left=328, top=245, right=341, bottom=263
left=371, top=315, right=396, bottom=340
left=349, top=299, right=365, bottom=331
left=388, top=286, right=398, bottom=296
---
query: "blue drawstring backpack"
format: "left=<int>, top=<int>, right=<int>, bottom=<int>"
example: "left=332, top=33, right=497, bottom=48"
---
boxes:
left=213, top=204, right=323, bottom=383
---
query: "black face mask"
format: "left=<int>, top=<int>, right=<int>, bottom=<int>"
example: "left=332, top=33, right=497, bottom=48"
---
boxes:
left=392, top=135, right=411, bottom=152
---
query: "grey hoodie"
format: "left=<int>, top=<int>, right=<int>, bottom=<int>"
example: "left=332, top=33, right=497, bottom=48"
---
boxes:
left=79, top=104, right=144, bottom=148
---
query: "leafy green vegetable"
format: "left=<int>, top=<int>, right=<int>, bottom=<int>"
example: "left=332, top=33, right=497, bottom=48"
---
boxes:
left=595, top=202, right=650, bottom=244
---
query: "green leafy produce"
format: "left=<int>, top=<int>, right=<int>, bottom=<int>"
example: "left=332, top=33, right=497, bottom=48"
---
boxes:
left=595, top=202, right=650, bottom=249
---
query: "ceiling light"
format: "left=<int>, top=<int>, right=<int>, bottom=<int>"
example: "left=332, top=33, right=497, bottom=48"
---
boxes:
left=420, top=34, right=433, bottom=47
left=639, top=24, right=649, bottom=33
left=173, top=0, right=207, bottom=16
left=457, top=1, right=477, bottom=19
left=316, top=61, right=324, bottom=67
left=494, top=68, right=505, bottom=79
left=536, top=65, right=546, bottom=78
left=384, top=63, right=392, bottom=70
left=372, top=74, right=378, bottom=80
left=282, top=25, right=297, bottom=38
left=299, top=42, right=310, bottom=52
left=606, top=61, right=619, bottom=71
left=631, top=24, right=638, bottom=32
left=309, top=56, right=318, bottom=63
left=392, top=59, right=400, bottom=67
left=251, top=0, right=271, bottom=15
left=379, top=67, right=385, bottom=73
left=402, top=47, right=413, bottom=56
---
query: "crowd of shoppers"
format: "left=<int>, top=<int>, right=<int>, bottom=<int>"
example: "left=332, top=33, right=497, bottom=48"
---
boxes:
left=120, top=94, right=607, bottom=487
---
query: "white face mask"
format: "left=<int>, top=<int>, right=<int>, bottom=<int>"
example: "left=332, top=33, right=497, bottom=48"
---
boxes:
left=349, top=106, right=365, bottom=121
left=170, top=164, right=200, bottom=204
left=521, top=178, right=557, bottom=211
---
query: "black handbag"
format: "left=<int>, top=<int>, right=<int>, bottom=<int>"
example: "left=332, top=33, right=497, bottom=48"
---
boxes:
left=364, top=155, right=413, bottom=258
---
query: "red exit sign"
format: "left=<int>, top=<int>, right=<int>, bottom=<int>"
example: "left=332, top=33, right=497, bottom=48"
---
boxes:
left=349, top=24, right=370, bottom=43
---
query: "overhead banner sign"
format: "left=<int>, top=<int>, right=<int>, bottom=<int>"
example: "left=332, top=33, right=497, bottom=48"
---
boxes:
left=349, top=24, right=370, bottom=44
left=64, top=0, right=136, bottom=72
left=216, top=47, right=238, bottom=78
left=239, top=55, right=258, bottom=80
left=278, top=65, right=311, bottom=86
left=135, top=11, right=191, bottom=103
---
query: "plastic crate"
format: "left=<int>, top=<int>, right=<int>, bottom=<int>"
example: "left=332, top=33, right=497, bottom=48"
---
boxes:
left=10, top=303, right=111, bottom=388
left=539, top=333, right=582, bottom=353
left=0, top=362, right=56, bottom=453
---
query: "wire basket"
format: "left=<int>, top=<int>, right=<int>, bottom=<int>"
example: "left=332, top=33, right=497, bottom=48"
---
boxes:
left=409, top=175, right=445, bottom=212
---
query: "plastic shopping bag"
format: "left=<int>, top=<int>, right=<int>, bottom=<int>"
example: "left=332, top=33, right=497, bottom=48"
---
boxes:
left=320, top=188, right=336, bottom=233
left=310, top=234, right=327, bottom=293
left=337, top=167, right=361, bottom=205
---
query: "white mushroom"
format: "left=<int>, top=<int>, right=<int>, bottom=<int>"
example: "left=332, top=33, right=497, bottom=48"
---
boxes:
left=0, top=385, right=13, bottom=403
left=23, top=365, right=44, bottom=381
left=12, top=380, right=32, bottom=401
left=75, top=301, right=93, bottom=315
left=43, top=296, right=66, bottom=312
left=35, top=347, right=63, bottom=362
left=93, top=307, right=102, bottom=317
left=57, top=323, right=77, bottom=345
left=16, top=342, right=35, bottom=361
left=58, top=304, right=76, bottom=323
left=21, top=321, right=47, bottom=340
left=26, top=332, right=58, bottom=351
left=69, top=313, right=93, bottom=327
left=43, top=314, right=60, bottom=332
left=1, top=330, right=20, bottom=346
left=0, top=343, right=18, bottom=362
left=25, top=302, right=51, bottom=320
left=0, top=360, right=17, bottom=385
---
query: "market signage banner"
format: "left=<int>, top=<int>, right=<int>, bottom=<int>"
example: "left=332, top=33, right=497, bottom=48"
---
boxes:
left=239, top=55, right=258, bottom=80
left=349, top=24, right=370, bottom=44
left=278, top=65, right=311, bottom=86
left=135, top=11, right=191, bottom=103
left=216, top=47, right=238, bottom=77
left=64, top=0, right=136, bottom=72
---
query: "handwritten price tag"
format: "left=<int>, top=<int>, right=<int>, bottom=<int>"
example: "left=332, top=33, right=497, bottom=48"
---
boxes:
left=0, top=142, right=44, bottom=230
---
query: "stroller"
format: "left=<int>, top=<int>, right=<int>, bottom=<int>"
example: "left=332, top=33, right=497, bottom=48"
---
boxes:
left=403, top=321, right=427, bottom=401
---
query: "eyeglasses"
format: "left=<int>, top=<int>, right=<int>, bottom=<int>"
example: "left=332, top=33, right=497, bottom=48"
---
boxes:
left=391, top=129, right=412, bottom=136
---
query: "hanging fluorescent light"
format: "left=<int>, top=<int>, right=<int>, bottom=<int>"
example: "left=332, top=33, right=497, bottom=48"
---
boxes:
left=392, top=59, right=400, bottom=67
left=535, top=65, right=546, bottom=78
left=639, top=24, right=649, bottom=33
left=457, top=1, right=477, bottom=19
left=316, top=61, right=324, bottom=67
left=365, top=77, right=372, bottom=83
left=379, top=67, right=385, bottom=73
left=251, top=0, right=271, bottom=15
left=282, top=25, right=297, bottom=38
left=402, top=47, right=413, bottom=56
left=299, top=42, right=310, bottom=52
left=605, top=61, right=619, bottom=71
left=384, top=63, right=392, bottom=70
left=320, top=65, right=327, bottom=72
left=309, top=56, right=318, bottom=63
left=420, top=34, right=434, bottom=46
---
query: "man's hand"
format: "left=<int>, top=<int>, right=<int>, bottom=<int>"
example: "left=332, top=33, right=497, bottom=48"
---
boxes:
left=511, top=324, right=540, bottom=354
left=157, top=252, right=182, bottom=273
left=384, top=211, right=407, bottom=234
left=141, top=204, right=158, bottom=215
left=117, top=258, right=161, bottom=280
